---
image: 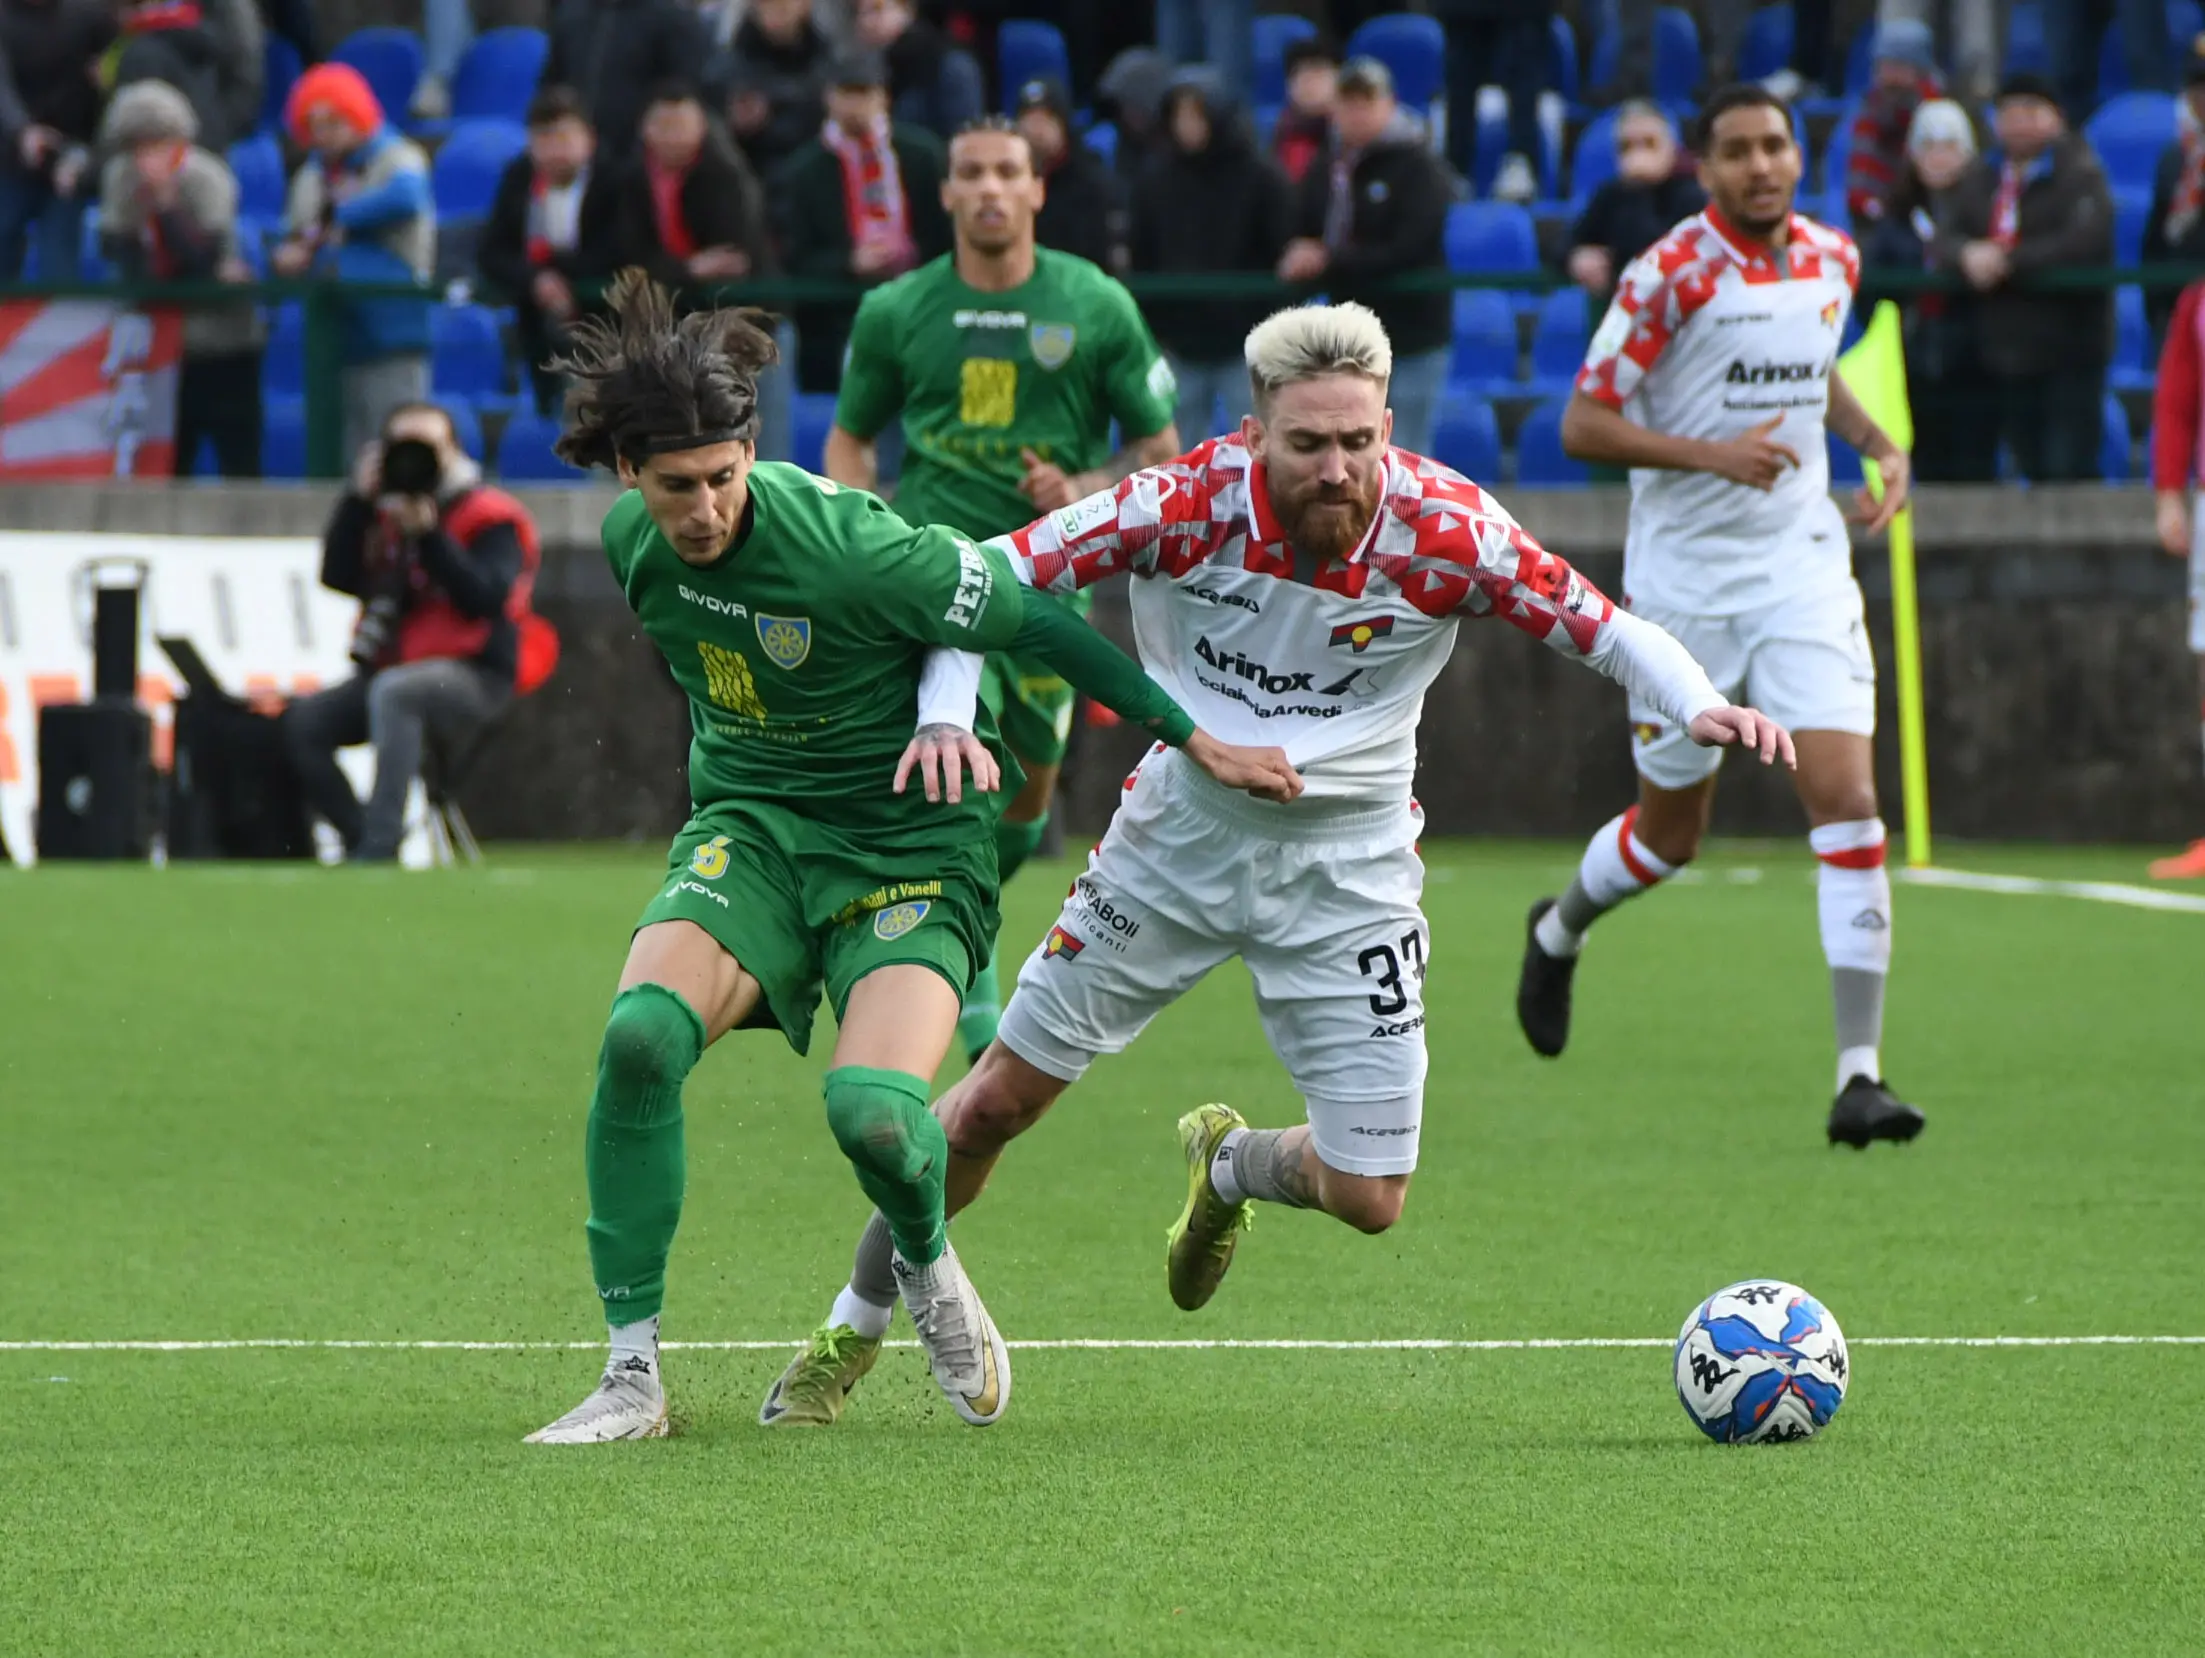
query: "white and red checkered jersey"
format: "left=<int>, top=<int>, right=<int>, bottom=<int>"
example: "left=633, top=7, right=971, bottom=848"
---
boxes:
left=988, top=436, right=1724, bottom=803
left=1576, top=206, right=1861, bottom=617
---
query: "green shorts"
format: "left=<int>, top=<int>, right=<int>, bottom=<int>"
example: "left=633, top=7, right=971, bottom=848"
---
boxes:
left=636, top=798, right=998, bottom=1056
left=982, top=651, right=1078, bottom=769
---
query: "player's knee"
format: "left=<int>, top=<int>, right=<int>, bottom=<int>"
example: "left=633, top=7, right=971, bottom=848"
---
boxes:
left=941, top=1051, right=1056, bottom=1154
left=824, top=1067, right=937, bottom=1183
left=1321, top=1171, right=1409, bottom=1235
left=596, top=984, right=705, bottom=1124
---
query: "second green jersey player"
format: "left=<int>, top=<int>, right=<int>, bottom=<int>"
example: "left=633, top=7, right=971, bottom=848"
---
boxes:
left=827, top=117, right=1181, bottom=1061
left=522, top=273, right=1298, bottom=1445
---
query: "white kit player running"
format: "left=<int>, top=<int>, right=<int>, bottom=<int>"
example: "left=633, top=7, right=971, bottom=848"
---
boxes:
left=1519, top=84, right=1925, bottom=1148
left=758, top=302, right=1796, bottom=1427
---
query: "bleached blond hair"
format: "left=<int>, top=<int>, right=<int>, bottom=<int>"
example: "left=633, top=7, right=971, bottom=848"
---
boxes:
left=1244, top=302, right=1393, bottom=412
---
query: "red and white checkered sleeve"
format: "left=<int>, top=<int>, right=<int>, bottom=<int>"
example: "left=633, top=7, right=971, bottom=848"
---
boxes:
left=1574, top=250, right=1687, bottom=411
left=989, top=450, right=1218, bottom=592
left=1391, top=471, right=1614, bottom=655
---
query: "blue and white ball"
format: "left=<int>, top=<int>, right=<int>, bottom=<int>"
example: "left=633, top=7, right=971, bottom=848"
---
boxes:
left=1674, top=1281, right=1849, bottom=1443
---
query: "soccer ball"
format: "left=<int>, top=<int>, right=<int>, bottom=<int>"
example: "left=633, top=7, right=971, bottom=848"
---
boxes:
left=1674, top=1280, right=1849, bottom=1443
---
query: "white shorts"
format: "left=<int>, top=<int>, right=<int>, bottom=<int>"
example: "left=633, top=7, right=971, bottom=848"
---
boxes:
left=1627, top=583, right=1878, bottom=790
left=2188, top=500, right=2205, bottom=653
left=996, top=750, right=1430, bottom=1177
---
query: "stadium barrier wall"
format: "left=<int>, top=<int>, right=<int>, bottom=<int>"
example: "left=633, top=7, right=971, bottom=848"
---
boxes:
left=1, top=481, right=2195, bottom=845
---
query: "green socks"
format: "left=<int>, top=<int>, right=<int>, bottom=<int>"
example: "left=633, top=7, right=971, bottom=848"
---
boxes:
left=961, top=813, right=1051, bottom=1061
left=823, top=1065, right=947, bottom=1265
left=583, top=983, right=704, bottom=1325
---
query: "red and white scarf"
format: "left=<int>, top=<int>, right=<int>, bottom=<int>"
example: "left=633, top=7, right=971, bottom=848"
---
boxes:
left=645, top=156, right=695, bottom=260
left=2169, top=124, right=2205, bottom=246
left=1989, top=161, right=2025, bottom=248
left=526, top=167, right=587, bottom=267
left=823, top=115, right=915, bottom=273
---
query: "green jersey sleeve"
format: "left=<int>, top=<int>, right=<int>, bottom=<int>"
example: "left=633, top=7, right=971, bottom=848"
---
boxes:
left=600, top=491, right=652, bottom=588
left=1099, top=280, right=1179, bottom=440
left=850, top=506, right=1029, bottom=653
left=833, top=287, right=905, bottom=441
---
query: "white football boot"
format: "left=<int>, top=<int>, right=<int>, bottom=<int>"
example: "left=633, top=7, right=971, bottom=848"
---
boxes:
left=891, top=1241, right=1011, bottom=1426
left=524, top=1354, right=669, bottom=1443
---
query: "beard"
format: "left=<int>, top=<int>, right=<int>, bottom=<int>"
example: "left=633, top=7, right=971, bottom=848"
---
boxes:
left=1268, top=471, right=1381, bottom=562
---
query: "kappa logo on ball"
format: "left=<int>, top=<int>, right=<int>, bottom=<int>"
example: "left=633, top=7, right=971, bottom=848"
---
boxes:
left=1042, top=925, right=1084, bottom=961
left=1328, top=615, right=1394, bottom=653
left=873, top=901, right=930, bottom=941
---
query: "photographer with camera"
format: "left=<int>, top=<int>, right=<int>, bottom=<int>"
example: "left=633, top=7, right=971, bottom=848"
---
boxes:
left=282, top=402, right=541, bottom=863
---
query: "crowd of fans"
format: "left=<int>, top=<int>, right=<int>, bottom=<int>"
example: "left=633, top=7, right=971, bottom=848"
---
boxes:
left=0, top=1, right=2198, bottom=484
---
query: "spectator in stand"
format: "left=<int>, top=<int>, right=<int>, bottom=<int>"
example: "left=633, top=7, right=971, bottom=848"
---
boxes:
left=284, top=401, right=540, bottom=865
left=0, top=0, right=116, bottom=280
left=1097, top=46, right=1175, bottom=184
left=109, top=0, right=238, bottom=153
left=198, top=0, right=261, bottom=149
left=1271, top=38, right=1336, bottom=186
left=722, top=0, right=836, bottom=177
left=2046, top=0, right=2172, bottom=119
left=1843, top=20, right=1943, bottom=228
left=774, top=50, right=947, bottom=393
left=852, top=0, right=981, bottom=140
left=273, top=64, right=436, bottom=461
left=1277, top=56, right=1451, bottom=455
left=1155, top=0, right=1253, bottom=105
left=1130, top=67, right=1294, bottom=442
left=1430, top=0, right=1551, bottom=203
left=260, top=0, right=315, bottom=67
left=480, top=86, right=618, bottom=415
left=412, top=0, right=473, bottom=123
left=614, top=80, right=772, bottom=305
left=1015, top=77, right=1124, bottom=272
left=1862, top=98, right=1995, bottom=481
left=1564, top=101, right=1704, bottom=305
left=96, top=80, right=262, bottom=478
left=2142, top=41, right=2205, bottom=337
left=2148, top=272, right=2205, bottom=879
left=1932, top=72, right=2114, bottom=481
left=543, top=0, right=718, bottom=171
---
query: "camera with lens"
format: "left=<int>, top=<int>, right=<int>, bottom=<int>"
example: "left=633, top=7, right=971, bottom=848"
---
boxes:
left=379, top=436, right=443, bottom=497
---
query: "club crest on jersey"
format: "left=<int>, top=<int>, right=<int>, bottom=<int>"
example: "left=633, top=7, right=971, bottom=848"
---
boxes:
left=755, top=614, right=811, bottom=670
left=1633, top=721, right=1664, bottom=745
left=1029, top=322, right=1076, bottom=370
left=1820, top=299, right=1841, bottom=329
left=873, top=901, right=930, bottom=940
left=1043, top=924, right=1085, bottom=961
left=1329, top=615, right=1395, bottom=653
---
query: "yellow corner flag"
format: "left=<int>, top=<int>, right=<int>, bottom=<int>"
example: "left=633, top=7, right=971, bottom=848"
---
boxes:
left=1837, top=300, right=1930, bottom=869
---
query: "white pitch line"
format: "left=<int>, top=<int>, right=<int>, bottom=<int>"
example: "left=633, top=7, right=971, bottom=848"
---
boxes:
left=4, top=1336, right=2203, bottom=1353
left=1901, top=866, right=2205, bottom=915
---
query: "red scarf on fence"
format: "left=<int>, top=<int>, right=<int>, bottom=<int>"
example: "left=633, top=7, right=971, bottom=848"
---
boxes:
left=823, top=115, right=915, bottom=274
left=645, top=155, right=695, bottom=260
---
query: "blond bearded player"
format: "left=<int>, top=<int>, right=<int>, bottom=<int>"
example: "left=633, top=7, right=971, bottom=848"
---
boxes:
left=758, top=301, right=1797, bottom=1425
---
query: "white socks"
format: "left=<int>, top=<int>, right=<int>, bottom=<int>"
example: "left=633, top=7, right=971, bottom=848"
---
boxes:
left=831, top=1283, right=895, bottom=1339
left=608, top=1315, right=660, bottom=1378
left=1538, top=807, right=1679, bottom=956
left=1812, top=818, right=1892, bottom=1090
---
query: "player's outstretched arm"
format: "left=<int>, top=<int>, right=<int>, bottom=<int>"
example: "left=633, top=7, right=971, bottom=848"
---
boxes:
left=1558, top=390, right=1799, bottom=490
left=895, top=649, right=994, bottom=804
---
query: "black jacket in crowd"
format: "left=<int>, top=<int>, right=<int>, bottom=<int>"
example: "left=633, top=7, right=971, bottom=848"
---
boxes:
left=1295, top=113, right=1455, bottom=357
left=612, top=131, right=776, bottom=305
left=0, top=0, right=117, bottom=159
left=113, top=19, right=236, bottom=151
left=542, top=0, right=718, bottom=167
left=1567, top=173, right=1707, bottom=290
left=1931, top=133, right=2115, bottom=380
left=773, top=122, right=950, bottom=392
left=1129, top=93, right=1296, bottom=362
left=322, top=486, right=526, bottom=681
left=2142, top=139, right=2205, bottom=335
left=721, top=13, right=834, bottom=178
left=478, top=156, right=621, bottom=309
left=881, top=15, right=983, bottom=139
left=1036, top=138, right=1126, bottom=273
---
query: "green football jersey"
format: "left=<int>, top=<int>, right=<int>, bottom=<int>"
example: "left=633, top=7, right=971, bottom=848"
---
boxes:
left=834, top=248, right=1178, bottom=541
left=601, top=464, right=1026, bottom=840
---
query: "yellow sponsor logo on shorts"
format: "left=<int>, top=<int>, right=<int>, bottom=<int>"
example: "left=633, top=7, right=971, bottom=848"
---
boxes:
left=829, top=880, right=945, bottom=928
left=873, top=901, right=931, bottom=940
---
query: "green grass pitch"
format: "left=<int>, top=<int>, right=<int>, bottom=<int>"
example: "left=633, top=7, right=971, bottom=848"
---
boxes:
left=5, top=841, right=2201, bottom=1656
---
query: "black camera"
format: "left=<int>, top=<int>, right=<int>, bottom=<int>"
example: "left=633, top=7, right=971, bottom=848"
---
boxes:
left=380, top=436, right=443, bottom=497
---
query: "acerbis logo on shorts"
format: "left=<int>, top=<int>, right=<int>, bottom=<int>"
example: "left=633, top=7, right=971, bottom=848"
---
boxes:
left=1042, top=925, right=1085, bottom=961
left=874, top=901, right=931, bottom=940
left=673, top=878, right=729, bottom=909
left=1369, top=1015, right=1425, bottom=1038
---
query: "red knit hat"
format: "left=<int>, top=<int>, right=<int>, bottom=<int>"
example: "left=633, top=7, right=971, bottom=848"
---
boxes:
left=286, top=62, right=384, bottom=146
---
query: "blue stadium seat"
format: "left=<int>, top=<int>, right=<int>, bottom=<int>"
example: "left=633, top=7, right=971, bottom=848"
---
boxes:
left=1449, top=289, right=1518, bottom=390
left=1345, top=14, right=1446, bottom=112
left=2087, top=92, right=2178, bottom=197
left=1588, top=8, right=1698, bottom=106
left=439, top=399, right=485, bottom=460
left=1821, top=97, right=1859, bottom=200
left=228, top=133, right=286, bottom=223
left=1083, top=120, right=1118, bottom=169
left=1472, top=103, right=1561, bottom=200
left=1828, top=428, right=1864, bottom=485
left=450, top=28, right=548, bottom=125
left=433, top=119, right=529, bottom=220
left=998, top=20, right=1070, bottom=109
left=1445, top=202, right=1537, bottom=273
left=332, top=28, right=424, bottom=126
left=263, top=303, right=304, bottom=397
left=260, top=35, right=301, bottom=136
left=2101, top=392, right=2133, bottom=480
left=2112, top=284, right=2153, bottom=391
left=262, top=394, right=307, bottom=479
left=77, top=215, right=110, bottom=282
left=496, top=411, right=586, bottom=481
left=1430, top=393, right=1502, bottom=481
left=792, top=392, right=837, bottom=472
left=1570, top=107, right=1620, bottom=205
left=1254, top=13, right=1319, bottom=107
left=1515, top=399, right=1587, bottom=486
left=2098, top=6, right=2194, bottom=103
left=2115, top=188, right=2151, bottom=264
left=1529, top=287, right=1590, bottom=390
left=2005, top=1, right=2050, bottom=75
left=1738, top=4, right=1795, bottom=81
left=1843, top=20, right=1876, bottom=96
left=431, top=304, right=512, bottom=407
left=1549, top=13, right=1580, bottom=105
